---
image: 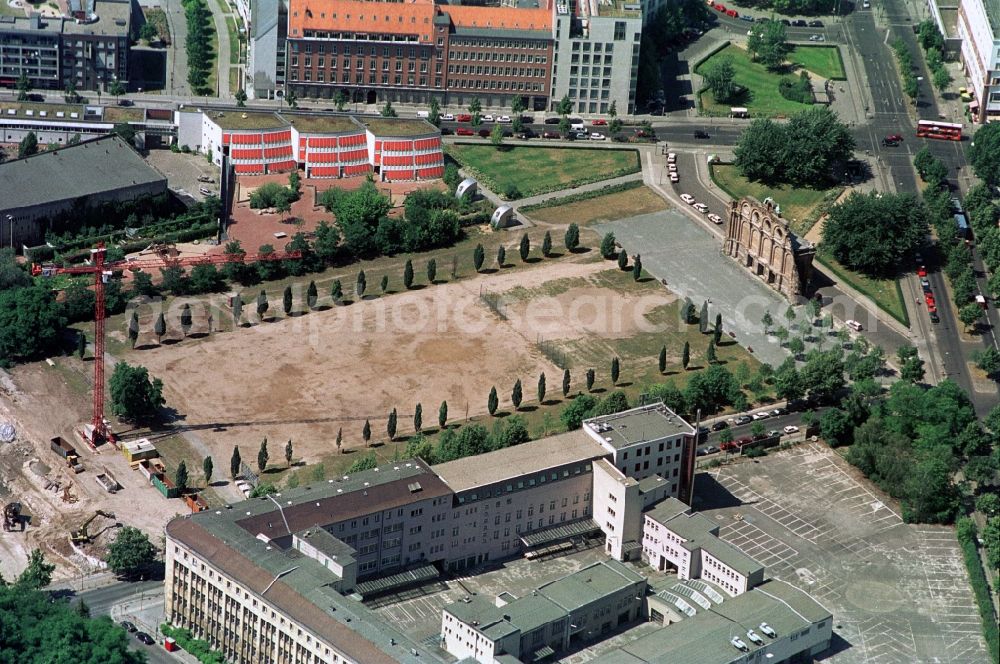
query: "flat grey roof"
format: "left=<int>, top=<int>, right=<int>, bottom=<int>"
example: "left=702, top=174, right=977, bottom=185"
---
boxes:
left=433, top=431, right=607, bottom=493
left=537, top=560, right=644, bottom=612
left=594, top=580, right=831, bottom=663
left=0, top=0, right=131, bottom=36
left=0, top=135, right=166, bottom=212
left=295, top=528, right=355, bottom=564
left=584, top=403, right=694, bottom=450
left=644, top=497, right=689, bottom=524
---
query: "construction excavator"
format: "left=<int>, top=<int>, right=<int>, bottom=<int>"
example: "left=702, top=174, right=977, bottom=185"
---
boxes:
left=70, top=510, right=117, bottom=544
left=2, top=503, right=23, bottom=532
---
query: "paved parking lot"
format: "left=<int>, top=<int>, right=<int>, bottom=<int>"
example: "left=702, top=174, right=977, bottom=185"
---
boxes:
left=698, top=443, right=988, bottom=664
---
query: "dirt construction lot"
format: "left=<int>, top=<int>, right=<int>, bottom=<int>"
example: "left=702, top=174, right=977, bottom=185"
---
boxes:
left=129, top=256, right=669, bottom=464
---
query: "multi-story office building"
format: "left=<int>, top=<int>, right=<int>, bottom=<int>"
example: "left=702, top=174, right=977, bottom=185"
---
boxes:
left=0, top=0, right=133, bottom=91
left=958, top=0, right=1000, bottom=123
left=549, top=0, right=642, bottom=114
left=251, top=0, right=643, bottom=113
left=164, top=403, right=826, bottom=664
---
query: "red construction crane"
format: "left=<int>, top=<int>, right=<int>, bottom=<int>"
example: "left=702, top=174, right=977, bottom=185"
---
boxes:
left=33, top=243, right=301, bottom=449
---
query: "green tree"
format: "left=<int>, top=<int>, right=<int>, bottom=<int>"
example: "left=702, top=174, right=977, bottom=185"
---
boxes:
left=562, top=368, right=571, bottom=397
left=633, top=254, right=643, bottom=281
left=617, top=249, right=628, bottom=271
left=284, top=439, right=293, bottom=468
left=704, top=55, right=738, bottom=102
left=469, top=97, right=482, bottom=125
left=822, top=191, right=927, bottom=277
left=258, top=438, right=269, bottom=473
left=17, top=548, right=55, bottom=589
left=347, top=452, right=377, bottom=474
left=774, top=363, right=804, bottom=402
left=76, top=331, right=86, bottom=360
left=175, top=460, right=189, bottom=492
left=336, top=428, right=343, bottom=454
left=490, top=123, right=505, bottom=148
left=331, top=279, right=343, bottom=303
left=561, top=394, right=597, bottom=430
left=428, top=97, right=442, bottom=126
left=282, top=285, right=293, bottom=316
left=306, top=280, right=318, bottom=309
left=227, top=446, right=242, bottom=481
left=975, top=347, right=1000, bottom=377
left=232, top=292, right=244, bottom=326
left=333, top=89, right=348, bottom=111
left=820, top=408, right=853, bottom=446
left=387, top=407, right=398, bottom=440
left=381, top=100, right=398, bottom=117
left=959, top=302, right=982, bottom=331
left=699, top=300, right=709, bottom=334
left=379, top=274, right=389, bottom=295
left=403, top=259, right=414, bottom=289
left=473, top=244, right=485, bottom=272
left=109, top=362, right=164, bottom=422
left=714, top=313, right=723, bottom=345
left=756, top=19, right=790, bottom=70
left=968, top=122, right=1000, bottom=186
left=511, top=379, right=523, bottom=410
left=413, top=403, right=423, bottom=433
left=519, top=233, right=531, bottom=262
left=611, top=357, right=620, bottom=385
left=659, top=345, right=667, bottom=374
left=537, top=372, right=546, bottom=403
left=707, top=340, right=717, bottom=364
left=541, top=231, right=552, bottom=258
left=497, top=245, right=506, bottom=268
left=256, top=289, right=269, bottom=321
left=127, top=311, right=139, bottom=349
left=976, top=493, right=1000, bottom=518
left=439, top=400, right=448, bottom=429
left=789, top=336, right=806, bottom=357
left=203, top=455, right=213, bottom=485
left=18, top=131, right=38, bottom=159
left=682, top=341, right=691, bottom=370
left=426, top=259, right=437, bottom=284
left=363, top=418, right=372, bottom=446
left=356, top=270, right=367, bottom=299
left=179, top=303, right=193, bottom=337
left=15, top=72, right=31, bottom=101
left=586, top=368, right=596, bottom=391
left=235, top=88, right=248, bottom=107
left=565, top=223, right=580, bottom=252
left=600, top=232, right=616, bottom=259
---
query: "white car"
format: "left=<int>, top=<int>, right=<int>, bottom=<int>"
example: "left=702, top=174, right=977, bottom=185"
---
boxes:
left=669, top=172, right=680, bottom=182
left=441, top=113, right=455, bottom=121
left=482, top=114, right=495, bottom=122
left=753, top=411, right=770, bottom=420
left=668, top=163, right=678, bottom=172
left=667, top=152, right=677, bottom=163
left=589, top=132, right=605, bottom=140
left=846, top=319, right=863, bottom=331
left=783, top=425, right=800, bottom=434
left=707, top=213, right=722, bottom=224
left=693, top=203, right=709, bottom=213
left=809, top=34, right=824, bottom=41
left=497, top=115, right=512, bottom=123
left=680, top=193, right=696, bottom=205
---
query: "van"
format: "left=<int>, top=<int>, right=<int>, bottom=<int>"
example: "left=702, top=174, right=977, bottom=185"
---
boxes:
left=569, top=118, right=584, bottom=131
left=415, top=110, right=430, bottom=118
left=846, top=319, right=863, bottom=332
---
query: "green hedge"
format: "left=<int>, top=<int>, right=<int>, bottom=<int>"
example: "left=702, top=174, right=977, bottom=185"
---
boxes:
left=160, top=623, right=226, bottom=664
left=519, top=180, right=644, bottom=213
left=955, top=523, right=1000, bottom=663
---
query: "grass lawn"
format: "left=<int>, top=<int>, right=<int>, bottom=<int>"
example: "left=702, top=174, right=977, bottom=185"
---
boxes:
left=817, top=250, right=910, bottom=327
left=695, top=45, right=815, bottom=118
left=524, top=183, right=668, bottom=226
left=228, top=68, right=239, bottom=94
left=225, top=16, right=240, bottom=65
left=445, top=144, right=640, bottom=199
left=789, top=45, right=846, bottom=80
left=711, top=163, right=841, bottom=235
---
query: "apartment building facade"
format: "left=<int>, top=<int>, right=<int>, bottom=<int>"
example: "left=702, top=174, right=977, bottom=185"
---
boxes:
left=0, top=0, right=132, bottom=92
left=958, top=0, right=1000, bottom=122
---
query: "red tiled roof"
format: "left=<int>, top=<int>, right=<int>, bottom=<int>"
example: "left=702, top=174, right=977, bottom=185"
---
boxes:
left=288, top=0, right=437, bottom=40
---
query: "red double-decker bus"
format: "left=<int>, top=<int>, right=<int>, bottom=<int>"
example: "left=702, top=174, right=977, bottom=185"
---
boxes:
left=916, top=120, right=963, bottom=141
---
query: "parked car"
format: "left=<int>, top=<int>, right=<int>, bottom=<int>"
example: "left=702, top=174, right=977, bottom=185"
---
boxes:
left=482, top=114, right=495, bottom=122
left=693, top=203, right=709, bottom=213
left=668, top=163, right=678, bottom=172
left=478, top=129, right=491, bottom=138
left=753, top=411, right=770, bottom=420
left=739, top=13, right=754, bottom=21
left=669, top=172, right=680, bottom=182
left=808, top=20, right=824, bottom=27
left=792, top=19, right=807, bottom=26
left=516, top=128, right=536, bottom=139
left=712, top=421, right=729, bottom=431
left=592, top=119, right=608, bottom=126
left=694, top=130, right=710, bottom=139
left=771, top=407, right=785, bottom=416
left=456, top=113, right=472, bottom=122
left=707, top=213, right=722, bottom=224
left=667, top=152, right=677, bottom=163
left=456, top=128, right=475, bottom=136
left=767, top=430, right=782, bottom=438
left=440, top=127, right=454, bottom=135
left=441, top=113, right=456, bottom=121
left=727, top=9, right=739, bottom=18
left=680, top=193, right=696, bottom=204
left=929, top=311, right=940, bottom=323
left=544, top=117, right=561, bottom=124
left=846, top=319, right=863, bottom=331
left=120, top=621, right=137, bottom=633
left=917, top=266, right=927, bottom=277
left=783, top=425, right=800, bottom=434
left=497, top=115, right=512, bottom=123
left=809, top=34, right=824, bottom=41
left=921, top=278, right=932, bottom=292
left=882, top=137, right=900, bottom=147
left=734, top=415, right=753, bottom=425
left=780, top=19, right=791, bottom=25
left=704, top=445, right=719, bottom=455
left=135, top=632, right=155, bottom=646
left=542, top=131, right=560, bottom=138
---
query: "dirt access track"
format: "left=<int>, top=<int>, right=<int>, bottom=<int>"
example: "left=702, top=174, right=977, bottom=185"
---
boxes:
left=131, top=255, right=671, bottom=465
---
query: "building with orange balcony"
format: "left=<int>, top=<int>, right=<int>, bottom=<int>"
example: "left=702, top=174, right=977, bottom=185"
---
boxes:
left=200, top=110, right=442, bottom=181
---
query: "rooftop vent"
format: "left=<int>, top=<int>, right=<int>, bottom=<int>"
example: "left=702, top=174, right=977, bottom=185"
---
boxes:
left=407, top=482, right=422, bottom=493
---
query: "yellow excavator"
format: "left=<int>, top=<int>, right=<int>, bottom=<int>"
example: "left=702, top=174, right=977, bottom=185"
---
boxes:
left=70, top=510, right=117, bottom=544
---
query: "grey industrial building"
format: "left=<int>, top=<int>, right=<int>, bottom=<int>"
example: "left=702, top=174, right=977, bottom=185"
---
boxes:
left=0, top=134, right=167, bottom=248
left=0, top=0, right=133, bottom=92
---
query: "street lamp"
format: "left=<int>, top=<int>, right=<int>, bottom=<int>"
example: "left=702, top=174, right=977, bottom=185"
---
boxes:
left=5, top=214, right=12, bottom=249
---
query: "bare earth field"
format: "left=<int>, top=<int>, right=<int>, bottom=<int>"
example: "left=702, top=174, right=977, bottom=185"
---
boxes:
left=128, top=257, right=634, bottom=464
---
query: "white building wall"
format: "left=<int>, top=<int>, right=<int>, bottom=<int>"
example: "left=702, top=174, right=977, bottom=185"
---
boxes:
left=958, top=0, right=1000, bottom=121
left=592, top=459, right=642, bottom=560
